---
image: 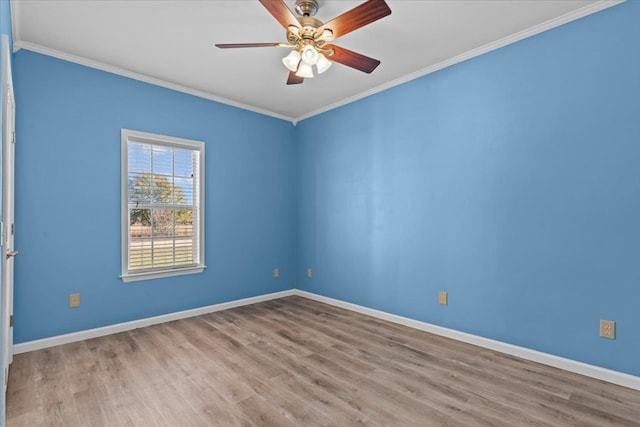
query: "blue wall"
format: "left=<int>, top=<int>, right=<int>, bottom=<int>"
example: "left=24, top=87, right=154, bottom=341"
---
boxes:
left=8, top=0, right=640, bottom=383
left=13, top=50, right=297, bottom=343
left=297, top=1, right=640, bottom=376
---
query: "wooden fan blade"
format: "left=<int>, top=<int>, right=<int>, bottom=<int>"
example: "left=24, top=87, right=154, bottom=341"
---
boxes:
left=325, top=45, right=381, bottom=73
left=287, top=71, right=304, bottom=85
left=259, top=0, right=301, bottom=31
left=215, top=43, right=284, bottom=49
left=316, top=0, right=391, bottom=42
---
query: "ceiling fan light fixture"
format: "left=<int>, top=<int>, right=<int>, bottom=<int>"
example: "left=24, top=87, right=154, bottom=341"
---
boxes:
left=301, top=45, right=319, bottom=65
left=318, top=29, right=333, bottom=40
left=287, top=24, right=300, bottom=34
left=282, top=50, right=301, bottom=72
left=296, top=62, right=314, bottom=78
left=217, top=0, right=391, bottom=85
left=316, top=53, right=332, bottom=74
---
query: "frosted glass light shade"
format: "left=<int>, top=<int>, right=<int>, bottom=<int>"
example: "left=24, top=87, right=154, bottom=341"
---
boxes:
left=316, top=54, right=332, bottom=74
left=318, top=29, right=333, bottom=40
left=295, top=62, right=314, bottom=78
left=282, top=50, right=301, bottom=72
left=301, top=45, right=319, bottom=65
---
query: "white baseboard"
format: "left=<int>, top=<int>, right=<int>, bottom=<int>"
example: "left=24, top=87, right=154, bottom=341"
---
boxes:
left=295, top=290, right=640, bottom=392
left=13, top=288, right=640, bottom=392
left=13, top=289, right=296, bottom=354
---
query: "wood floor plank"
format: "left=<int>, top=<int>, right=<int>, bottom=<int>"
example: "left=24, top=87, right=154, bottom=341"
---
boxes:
left=6, top=296, right=640, bottom=427
left=275, top=372, right=371, bottom=426
left=236, top=394, right=298, bottom=427
left=305, top=351, right=454, bottom=426
left=273, top=296, right=635, bottom=425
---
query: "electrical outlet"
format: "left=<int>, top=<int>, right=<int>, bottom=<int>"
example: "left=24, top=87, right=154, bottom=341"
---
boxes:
left=69, top=293, right=80, bottom=308
left=273, top=268, right=280, bottom=279
left=599, top=320, right=615, bottom=339
left=307, top=268, right=313, bottom=278
left=438, top=291, right=448, bottom=305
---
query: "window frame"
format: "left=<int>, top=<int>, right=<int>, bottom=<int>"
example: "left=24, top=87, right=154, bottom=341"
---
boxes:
left=121, top=128, right=205, bottom=282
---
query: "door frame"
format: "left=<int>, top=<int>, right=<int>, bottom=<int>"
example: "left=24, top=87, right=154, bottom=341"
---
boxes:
left=1, top=33, right=16, bottom=421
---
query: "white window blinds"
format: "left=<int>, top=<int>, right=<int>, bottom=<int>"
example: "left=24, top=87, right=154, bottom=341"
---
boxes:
left=121, top=129, right=205, bottom=282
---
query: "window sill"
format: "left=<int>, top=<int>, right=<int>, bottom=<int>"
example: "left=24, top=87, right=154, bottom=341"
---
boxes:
left=121, top=265, right=206, bottom=283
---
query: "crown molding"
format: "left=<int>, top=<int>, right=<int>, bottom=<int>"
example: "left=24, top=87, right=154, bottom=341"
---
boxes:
left=293, top=0, right=625, bottom=124
left=9, top=0, right=624, bottom=126
left=12, top=40, right=297, bottom=124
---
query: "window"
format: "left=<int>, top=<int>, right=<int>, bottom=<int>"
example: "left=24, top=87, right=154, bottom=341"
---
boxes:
left=121, top=129, right=205, bottom=282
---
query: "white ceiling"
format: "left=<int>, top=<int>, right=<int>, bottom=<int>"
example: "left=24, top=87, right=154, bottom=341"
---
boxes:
left=11, top=0, right=618, bottom=123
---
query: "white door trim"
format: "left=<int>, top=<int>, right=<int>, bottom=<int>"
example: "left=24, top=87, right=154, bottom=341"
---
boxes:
left=1, top=34, right=16, bottom=419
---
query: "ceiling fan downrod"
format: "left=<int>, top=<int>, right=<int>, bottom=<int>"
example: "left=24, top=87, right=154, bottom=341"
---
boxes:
left=294, top=0, right=319, bottom=17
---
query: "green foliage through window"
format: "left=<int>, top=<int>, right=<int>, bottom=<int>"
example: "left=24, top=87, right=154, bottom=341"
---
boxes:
left=124, top=136, right=202, bottom=274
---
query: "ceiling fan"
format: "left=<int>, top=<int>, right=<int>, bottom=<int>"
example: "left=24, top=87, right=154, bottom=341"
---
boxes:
left=215, top=0, right=392, bottom=85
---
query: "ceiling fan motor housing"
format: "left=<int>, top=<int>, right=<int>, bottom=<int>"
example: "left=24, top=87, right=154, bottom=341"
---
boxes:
left=287, top=16, right=321, bottom=44
left=294, top=0, right=319, bottom=16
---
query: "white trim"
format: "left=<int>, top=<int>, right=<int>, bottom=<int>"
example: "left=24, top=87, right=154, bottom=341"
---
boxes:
left=295, top=290, right=640, bottom=392
left=122, top=128, right=204, bottom=150
left=12, top=41, right=296, bottom=124
left=121, top=266, right=206, bottom=283
left=297, top=1, right=623, bottom=122
left=13, top=289, right=296, bottom=354
left=10, top=0, right=20, bottom=49
left=121, top=129, right=205, bottom=282
left=12, top=288, right=640, bottom=390
left=10, top=1, right=622, bottom=125
left=293, top=0, right=623, bottom=123
left=1, top=33, right=15, bottom=427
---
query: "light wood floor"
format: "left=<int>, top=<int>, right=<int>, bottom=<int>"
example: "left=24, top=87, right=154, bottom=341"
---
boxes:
left=6, top=296, right=640, bottom=426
